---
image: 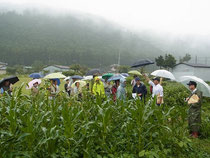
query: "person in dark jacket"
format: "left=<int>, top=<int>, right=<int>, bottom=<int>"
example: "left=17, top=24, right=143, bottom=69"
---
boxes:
left=64, top=79, right=71, bottom=96
left=132, top=77, right=147, bottom=102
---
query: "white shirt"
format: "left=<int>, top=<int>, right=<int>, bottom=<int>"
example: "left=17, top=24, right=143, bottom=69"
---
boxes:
left=149, top=80, right=163, bottom=98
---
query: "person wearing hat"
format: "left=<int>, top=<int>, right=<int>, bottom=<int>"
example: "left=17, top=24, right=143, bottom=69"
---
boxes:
left=92, top=77, right=105, bottom=98
left=132, top=77, right=147, bottom=103
left=143, top=74, right=163, bottom=105
left=185, top=81, right=202, bottom=138
left=117, top=78, right=127, bottom=101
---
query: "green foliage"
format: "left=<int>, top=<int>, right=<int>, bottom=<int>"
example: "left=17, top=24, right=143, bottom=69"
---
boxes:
left=117, top=65, right=130, bottom=73
left=180, top=53, right=191, bottom=63
left=0, top=82, right=209, bottom=157
left=155, top=54, right=176, bottom=70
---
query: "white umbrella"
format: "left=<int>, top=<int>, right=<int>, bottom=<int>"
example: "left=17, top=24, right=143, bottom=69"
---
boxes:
left=64, top=76, right=71, bottom=81
left=71, top=80, right=86, bottom=89
left=178, top=76, right=210, bottom=97
left=44, top=73, right=66, bottom=79
left=26, top=79, right=41, bottom=89
left=82, top=76, right=93, bottom=81
left=151, top=70, right=176, bottom=80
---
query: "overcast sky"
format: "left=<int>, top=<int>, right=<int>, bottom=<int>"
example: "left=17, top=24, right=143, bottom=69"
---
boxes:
left=1, top=0, right=210, bottom=36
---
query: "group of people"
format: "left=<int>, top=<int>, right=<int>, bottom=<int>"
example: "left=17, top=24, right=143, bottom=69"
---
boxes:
left=0, top=73, right=202, bottom=138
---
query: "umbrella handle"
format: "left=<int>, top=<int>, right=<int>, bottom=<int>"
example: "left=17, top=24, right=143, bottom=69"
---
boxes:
left=160, top=77, right=163, bottom=85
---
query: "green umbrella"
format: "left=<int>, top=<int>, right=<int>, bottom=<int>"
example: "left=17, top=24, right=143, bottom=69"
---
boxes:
left=102, top=73, right=114, bottom=79
left=128, top=70, right=142, bottom=76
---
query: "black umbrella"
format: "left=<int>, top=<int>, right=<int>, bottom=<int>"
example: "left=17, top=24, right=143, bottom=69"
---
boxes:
left=0, top=76, right=19, bottom=88
left=86, top=69, right=102, bottom=76
left=131, top=59, right=154, bottom=68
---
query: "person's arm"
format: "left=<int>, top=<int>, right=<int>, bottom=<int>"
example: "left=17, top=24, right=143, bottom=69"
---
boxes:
left=143, top=74, right=154, bottom=86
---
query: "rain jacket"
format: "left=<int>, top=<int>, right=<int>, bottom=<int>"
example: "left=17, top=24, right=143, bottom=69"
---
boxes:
left=92, top=78, right=105, bottom=98
left=188, top=89, right=202, bottom=133
left=117, top=78, right=126, bottom=101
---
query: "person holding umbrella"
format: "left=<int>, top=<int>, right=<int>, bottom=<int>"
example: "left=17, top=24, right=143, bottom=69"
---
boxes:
left=185, top=81, right=202, bottom=138
left=48, top=79, right=59, bottom=99
left=27, top=79, right=41, bottom=96
left=117, top=78, right=127, bottom=101
left=92, top=77, right=105, bottom=98
left=111, top=80, right=120, bottom=101
left=132, top=77, right=147, bottom=103
left=0, top=76, right=19, bottom=96
left=143, top=74, right=163, bottom=106
left=64, top=79, right=71, bottom=96
left=131, top=75, right=137, bottom=88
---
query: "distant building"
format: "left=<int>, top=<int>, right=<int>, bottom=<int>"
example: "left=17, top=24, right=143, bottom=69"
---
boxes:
left=0, top=62, right=8, bottom=75
left=43, top=65, right=69, bottom=73
left=172, top=62, right=210, bottom=81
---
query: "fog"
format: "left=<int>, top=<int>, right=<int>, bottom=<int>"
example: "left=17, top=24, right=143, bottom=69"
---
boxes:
left=0, top=0, right=210, bottom=62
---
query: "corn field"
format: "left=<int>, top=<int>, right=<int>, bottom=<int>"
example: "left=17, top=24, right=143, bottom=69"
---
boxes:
left=0, top=83, right=210, bottom=158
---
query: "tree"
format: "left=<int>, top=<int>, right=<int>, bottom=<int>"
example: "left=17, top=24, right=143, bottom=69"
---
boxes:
left=118, top=65, right=130, bottom=73
left=164, top=54, right=176, bottom=69
left=155, top=54, right=176, bottom=70
left=180, top=53, right=191, bottom=63
left=155, top=55, right=164, bottom=68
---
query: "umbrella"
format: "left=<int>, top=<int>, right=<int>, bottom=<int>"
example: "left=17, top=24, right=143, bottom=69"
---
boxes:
left=178, top=76, right=210, bottom=97
left=102, top=73, right=114, bottom=79
left=0, top=76, right=19, bottom=88
left=108, top=74, right=125, bottom=82
left=29, top=73, right=43, bottom=79
left=71, top=75, right=83, bottom=80
left=82, top=76, right=93, bottom=81
left=64, top=76, right=71, bottom=81
left=44, top=73, right=66, bottom=79
left=50, top=78, right=61, bottom=86
left=131, top=59, right=154, bottom=68
left=151, top=70, right=176, bottom=80
left=26, top=79, right=41, bottom=89
left=121, top=73, right=129, bottom=77
left=86, top=69, right=102, bottom=76
left=128, top=70, right=142, bottom=76
left=71, top=80, right=86, bottom=89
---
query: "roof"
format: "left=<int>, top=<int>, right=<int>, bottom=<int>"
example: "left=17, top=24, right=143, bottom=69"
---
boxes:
left=175, top=62, right=210, bottom=68
left=0, top=65, right=7, bottom=70
left=44, top=65, right=69, bottom=69
left=0, top=62, right=8, bottom=65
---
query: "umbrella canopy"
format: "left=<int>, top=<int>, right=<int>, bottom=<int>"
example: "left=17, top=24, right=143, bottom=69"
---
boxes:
left=26, top=79, right=41, bottom=89
left=82, top=76, right=93, bottom=81
left=50, top=78, right=61, bottom=86
left=86, top=69, right=102, bottom=76
left=131, top=59, right=154, bottom=68
left=71, top=80, right=86, bottom=89
left=44, top=73, right=66, bottom=79
left=151, top=70, right=176, bottom=80
left=29, top=73, right=43, bottom=79
left=178, top=76, right=210, bottom=97
left=71, top=75, right=83, bottom=80
left=121, top=73, right=129, bottom=77
left=64, top=76, right=71, bottom=81
left=102, top=73, right=114, bottom=79
left=0, top=76, right=19, bottom=88
left=108, top=74, right=125, bottom=82
left=128, top=70, right=142, bottom=76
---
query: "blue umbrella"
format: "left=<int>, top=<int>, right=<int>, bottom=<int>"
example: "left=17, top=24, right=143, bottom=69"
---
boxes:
left=71, top=75, right=83, bottom=80
left=121, top=73, right=129, bottom=77
left=108, top=74, right=124, bottom=82
left=50, top=78, right=60, bottom=86
left=29, top=73, right=43, bottom=79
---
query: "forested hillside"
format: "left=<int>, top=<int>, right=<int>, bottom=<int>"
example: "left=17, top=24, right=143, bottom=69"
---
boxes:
left=0, top=11, right=162, bottom=67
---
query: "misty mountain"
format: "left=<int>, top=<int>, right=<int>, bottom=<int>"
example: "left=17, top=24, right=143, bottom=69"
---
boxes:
left=0, top=11, right=163, bottom=67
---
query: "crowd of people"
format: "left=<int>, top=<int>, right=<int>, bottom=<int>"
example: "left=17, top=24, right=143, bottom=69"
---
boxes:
left=0, top=73, right=203, bottom=138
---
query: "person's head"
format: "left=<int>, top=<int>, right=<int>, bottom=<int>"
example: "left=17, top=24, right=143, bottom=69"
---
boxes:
left=135, top=77, right=141, bottom=85
left=4, top=80, right=10, bottom=87
left=133, top=75, right=137, bottom=79
left=33, top=82, right=38, bottom=88
left=75, top=82, right=80, bottom=88
left=115, top=80, right=120, bottom=87
left=120, top=78, right=126, bottom=87
left=86, top=83, right=89, bottom=88
left=187, top=81, right=197, bottom=91
left=95, top=77, right=100, bottom=83
left=153, top=77, right=160, bottom=85
left=66, top=79, right=70, bottom=83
